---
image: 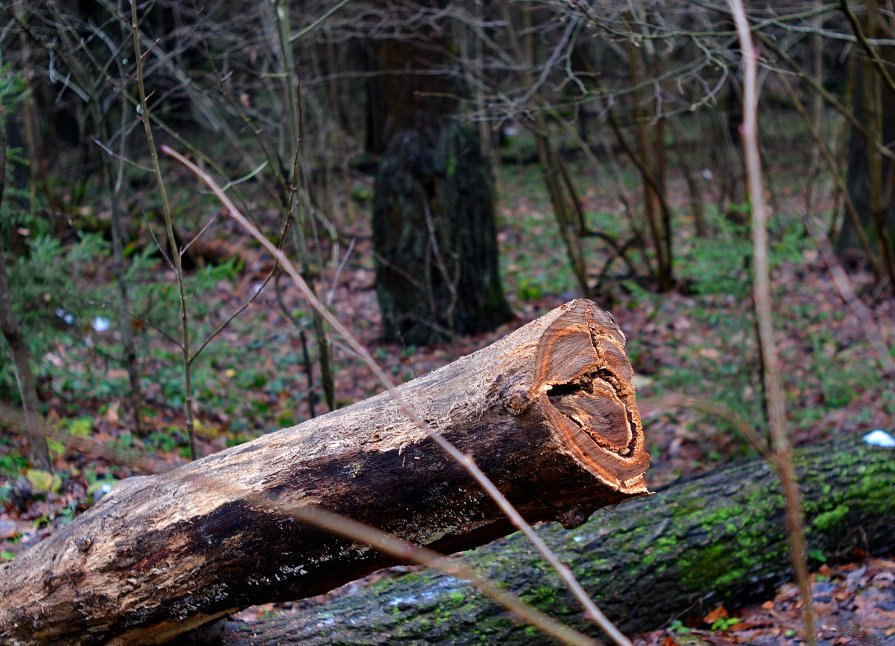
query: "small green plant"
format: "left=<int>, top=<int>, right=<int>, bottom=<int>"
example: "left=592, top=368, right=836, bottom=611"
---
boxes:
left=65, top=417, right=93, bottom=438
left=351, top=183, right=373, bottom=204
left=668, top=619, right=691, bottom=635
left=146, top=430, right=177, bottom=453
left=0, top=233, right=108, bottom=399
left=0, top=452, right=27, bottom=477
left=710, top=616, right=740, bottom=631
left=25, top=468, right=62, bottom=495
left=808, top=549, right=827, bottom=563
left=84, top=468, right=117, bottom=497
left=515, top=277, right=542, bottom=302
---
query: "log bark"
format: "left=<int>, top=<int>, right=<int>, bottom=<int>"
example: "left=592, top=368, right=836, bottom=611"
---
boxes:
left=0, top=299, right=650, bottom=644
left=217, top=441, right=895, bottom=644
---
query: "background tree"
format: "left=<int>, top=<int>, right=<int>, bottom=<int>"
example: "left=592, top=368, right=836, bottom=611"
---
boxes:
left=370, top=2, right=512, bottom=344
left=839, top=0, right=895, bottom=285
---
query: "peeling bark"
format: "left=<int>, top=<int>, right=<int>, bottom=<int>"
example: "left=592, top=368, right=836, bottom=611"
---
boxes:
left=0, top=299, right=649, bottom=644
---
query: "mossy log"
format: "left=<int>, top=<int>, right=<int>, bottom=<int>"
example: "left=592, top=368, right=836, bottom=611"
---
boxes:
left=218, top=441, right=895, bottom=644
left=0, top=299, right=649, bottom=644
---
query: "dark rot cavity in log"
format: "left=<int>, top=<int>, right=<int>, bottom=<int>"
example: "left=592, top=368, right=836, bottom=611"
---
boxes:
left=533, top=303, right=649, bottom=491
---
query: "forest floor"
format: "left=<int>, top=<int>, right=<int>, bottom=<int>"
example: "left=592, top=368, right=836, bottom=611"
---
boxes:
left=635, top=557, right=895, bottom=645
left=1, top=130, right=894, bottom=642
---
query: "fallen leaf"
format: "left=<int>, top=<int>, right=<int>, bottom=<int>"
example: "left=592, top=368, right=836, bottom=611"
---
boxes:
left=105, top=402, right=120, bottom=425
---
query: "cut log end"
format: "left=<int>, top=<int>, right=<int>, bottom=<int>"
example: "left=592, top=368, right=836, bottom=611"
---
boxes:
left=535, top=299, right=649, bottom=495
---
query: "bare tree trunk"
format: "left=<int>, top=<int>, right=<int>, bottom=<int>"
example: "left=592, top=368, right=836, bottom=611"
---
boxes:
left=0, top=300, right=649, bottom=645
left=103, top=141, right=144, bottom=435
left=672, top=120, right=706, bottom=237
left=98, top=43, right=144, bottom=435
left=0, top=122, right=50, bottom=470
left=839, top=0, right=895, bottom=282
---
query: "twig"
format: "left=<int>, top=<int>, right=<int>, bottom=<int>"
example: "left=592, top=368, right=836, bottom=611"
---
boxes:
left=800, top=213, right=895, bottom=375
left=774, top=69, right=883, bottom=278
left=274, top=270, right=317, bottom=419
left=642, top=394, right=773, bottom=461
left=840, top=0, right=895, bottom=97
left=188, top=212, right=290, bottom=366
left=1, top=404, right=593, bottom=644
left=247, top=504, right=599, bottom=646
left=130, top=0, right=196, bottom=459
left=728, top=2, right=817, bottom=643
left=326, top=237, right=355, bottom=306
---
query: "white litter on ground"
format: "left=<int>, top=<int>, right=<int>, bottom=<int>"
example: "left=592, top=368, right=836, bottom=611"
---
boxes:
left=862, top=429, right=895, bottom=448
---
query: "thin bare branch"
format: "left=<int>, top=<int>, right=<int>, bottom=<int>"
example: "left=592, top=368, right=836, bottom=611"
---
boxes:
left=728, top=2, right=817, bottom=642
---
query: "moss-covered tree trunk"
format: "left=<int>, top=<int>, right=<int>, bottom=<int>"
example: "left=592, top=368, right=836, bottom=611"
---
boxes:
left=369, top=20, right=511, bottom=345
left=374, top=121, right=511, bottom=344
left=217, top=441, right=895, bottom=643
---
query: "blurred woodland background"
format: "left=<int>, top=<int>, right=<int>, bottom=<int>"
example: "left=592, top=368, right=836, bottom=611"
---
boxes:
left=0, top=0, right=894, bottom=641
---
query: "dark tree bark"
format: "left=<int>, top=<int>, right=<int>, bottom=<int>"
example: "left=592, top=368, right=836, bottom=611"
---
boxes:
left=369, top=14, right=512, bottom=345
left=0, top=300, right=649, bottom=644
left=374, top=120, right=512, bottom=344
left=839, top=7, right=895, bottom=279
left=215, top=441, right=895, bottom=644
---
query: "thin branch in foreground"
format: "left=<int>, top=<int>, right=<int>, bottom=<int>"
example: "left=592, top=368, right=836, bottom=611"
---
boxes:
left=129, top=0, right=196, bottom=459
left=0, top=399, right=595, bottom=645
left=728, top=2, right=817, bottom=643
left=162, top=144, right=632, bottom=646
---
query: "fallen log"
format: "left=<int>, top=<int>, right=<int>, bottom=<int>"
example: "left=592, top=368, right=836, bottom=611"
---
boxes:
left=217, top=441, right=895, bottom=644
left=0, top=299, right=650, bottom=644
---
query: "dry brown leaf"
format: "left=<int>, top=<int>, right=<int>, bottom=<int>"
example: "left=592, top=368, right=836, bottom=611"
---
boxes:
left=703, top=604, right=728, bottom=625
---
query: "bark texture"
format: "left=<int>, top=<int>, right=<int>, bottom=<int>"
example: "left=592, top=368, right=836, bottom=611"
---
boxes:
left=840, top=11, right=895, bottom=270
left=367, top=5, right=510, bottom=344
left=218, top=442, right=895, bottom=644
left=373, top=120, right=512, bottom=344
left=0, top=299, right=649, bottom=644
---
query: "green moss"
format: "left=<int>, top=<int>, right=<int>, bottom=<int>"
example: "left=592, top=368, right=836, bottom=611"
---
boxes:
left=680, top=544, right=743, bottom=590
left=311, top=444, right=893, bottom=643
left=520, top=584, right=559, bottom=607
left=811, top=504, right=849, bottom=531
left=643, top=535, right=680, bottom=566
left=699, top=504, right=744, bottom=531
